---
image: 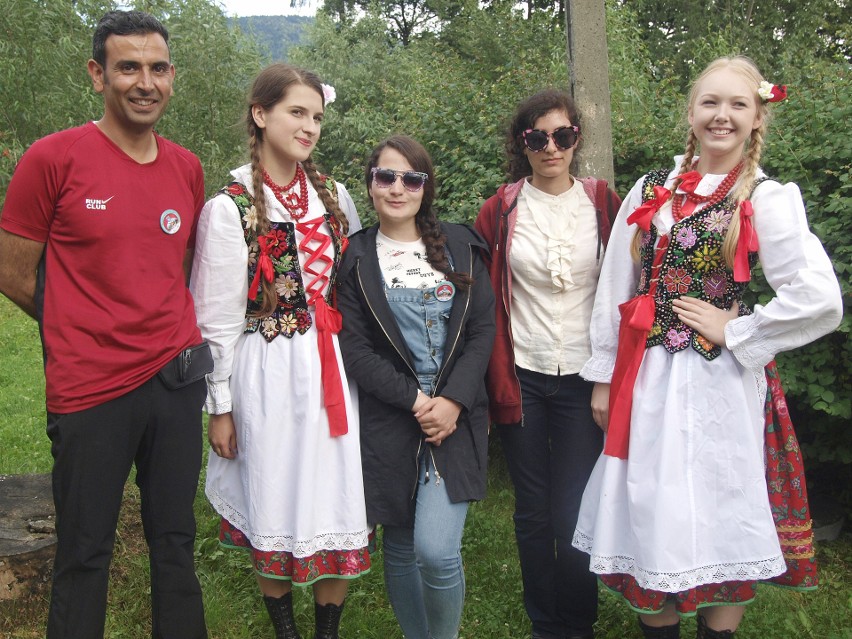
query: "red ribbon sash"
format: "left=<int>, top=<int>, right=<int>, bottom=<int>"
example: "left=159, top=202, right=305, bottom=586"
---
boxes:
left=734, top=200, right=759, bottom=282
left=313, top=296, right=348, bottom=437
left=249, top=235, right=275, bottom=301
left=298, top=216, right=348, bottom=437
left=605, top=293, right=656, bottom=458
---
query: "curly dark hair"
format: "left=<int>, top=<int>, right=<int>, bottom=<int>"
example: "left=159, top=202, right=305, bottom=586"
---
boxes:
left=506, top=89, right=581, bottom=182
left=365, top=135, right=473, bottom=291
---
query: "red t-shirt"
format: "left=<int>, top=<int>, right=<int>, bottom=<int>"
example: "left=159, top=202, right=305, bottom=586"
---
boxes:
left=1, top=122, right=204, bottom=412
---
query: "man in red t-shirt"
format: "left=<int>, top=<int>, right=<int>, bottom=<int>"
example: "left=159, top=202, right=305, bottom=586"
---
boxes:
left=0, top=11, right=208, bottom=638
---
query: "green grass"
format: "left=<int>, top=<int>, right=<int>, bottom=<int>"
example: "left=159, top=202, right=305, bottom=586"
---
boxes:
left=1, top=295, right=851, bottom=638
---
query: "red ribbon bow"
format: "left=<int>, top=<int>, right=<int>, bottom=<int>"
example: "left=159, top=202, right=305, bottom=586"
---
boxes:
left=734, top=200, right=759, bottom=282
left=248, top=234, right=275, bottom=301
left=676, top=170, right=703, bottom=195
left=626, top=186, right=671, bottom=231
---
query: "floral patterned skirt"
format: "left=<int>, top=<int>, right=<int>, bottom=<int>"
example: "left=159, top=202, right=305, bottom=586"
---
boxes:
left=600, top=574, right=758, bottom=615
left=220, top=518, right=371, bottom=585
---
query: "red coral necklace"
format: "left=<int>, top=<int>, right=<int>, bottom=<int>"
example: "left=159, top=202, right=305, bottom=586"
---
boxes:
left=672, top=162, right=742, bottom=221
left=264, top=165, right=309, bottom=220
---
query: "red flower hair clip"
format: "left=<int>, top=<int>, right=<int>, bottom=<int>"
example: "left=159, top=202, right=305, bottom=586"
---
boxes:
left=758, top=81, right=787, bottom=103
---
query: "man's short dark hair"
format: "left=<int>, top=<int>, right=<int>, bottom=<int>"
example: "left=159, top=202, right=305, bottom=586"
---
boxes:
left=92, top=10, right=170, bottom=68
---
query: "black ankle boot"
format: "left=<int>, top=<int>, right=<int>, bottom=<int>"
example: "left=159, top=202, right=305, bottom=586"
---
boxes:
left=696, top=615, right=735, bottom=638
left=263, top=592, right=302, bottom=639
left=314, top=600, right=345, bottom=639
left=639, top=617, right=681, bottom=638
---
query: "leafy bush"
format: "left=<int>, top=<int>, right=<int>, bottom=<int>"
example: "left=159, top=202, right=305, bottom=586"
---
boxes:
left=758, top=62, right=852, bottom=470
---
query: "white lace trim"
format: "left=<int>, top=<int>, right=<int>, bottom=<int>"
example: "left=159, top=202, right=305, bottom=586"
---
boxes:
left=579, top=354, right=615, bottom=383
left=205, top=377, right=233, bottom=415
left=726, top=314, right=774, bottom=375
left=754, top=369, right=768, bottom=407
left=572, top=530, right=786, bottom=592
left=207, top=489, right=369, bottom=557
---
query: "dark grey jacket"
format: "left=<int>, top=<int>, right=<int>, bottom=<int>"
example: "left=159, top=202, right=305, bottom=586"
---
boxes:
left=337, top=222, right=496, bottom=527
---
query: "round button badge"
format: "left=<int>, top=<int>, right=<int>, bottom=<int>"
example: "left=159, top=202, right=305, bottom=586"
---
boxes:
left=160, top=209, right=181, bottom=235
left=435, top=281, right=456, bottom=302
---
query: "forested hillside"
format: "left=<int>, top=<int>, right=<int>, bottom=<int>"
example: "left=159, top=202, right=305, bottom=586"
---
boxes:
left=233, top=14, right=312, bottom=61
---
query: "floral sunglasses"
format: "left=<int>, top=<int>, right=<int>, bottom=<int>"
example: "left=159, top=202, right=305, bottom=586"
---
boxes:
left=521, top=125, right=580, bottom=152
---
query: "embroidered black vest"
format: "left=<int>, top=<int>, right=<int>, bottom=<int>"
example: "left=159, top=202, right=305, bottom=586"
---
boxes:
left=635, top=169, right=763, bottom=360
left=219, top=180, right=346, bottom=342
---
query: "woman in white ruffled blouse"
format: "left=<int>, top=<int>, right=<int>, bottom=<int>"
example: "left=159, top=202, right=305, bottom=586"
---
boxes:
left=474, top=90, right=622, bottom=639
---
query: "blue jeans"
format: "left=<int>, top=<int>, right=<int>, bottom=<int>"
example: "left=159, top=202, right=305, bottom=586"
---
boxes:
left=499, top=367, right=603, bottom=639
left=383, top=453, right=470, bottom=639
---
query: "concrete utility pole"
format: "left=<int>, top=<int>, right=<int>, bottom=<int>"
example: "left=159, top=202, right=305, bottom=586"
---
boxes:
left=566, top=0, right=615, bottom=185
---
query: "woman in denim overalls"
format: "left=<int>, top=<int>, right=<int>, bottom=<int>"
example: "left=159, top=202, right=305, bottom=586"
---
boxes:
left=337, top=136, right=495, bottom=639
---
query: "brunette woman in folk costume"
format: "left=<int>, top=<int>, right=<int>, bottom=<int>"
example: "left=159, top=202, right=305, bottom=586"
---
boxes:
left=337, top=135, right=495, bottom=639
left=572, top=56, right=842, bottom=638
left=190, top=63, right=367, bottom=639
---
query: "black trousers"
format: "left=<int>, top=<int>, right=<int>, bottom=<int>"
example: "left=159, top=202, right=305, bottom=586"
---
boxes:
left=45, top=373, right=207, bottom=639
left=499, top=367, right=603, bottom=639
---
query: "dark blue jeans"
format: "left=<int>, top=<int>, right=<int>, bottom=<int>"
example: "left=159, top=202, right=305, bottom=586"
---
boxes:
left=498, top=367, right=603, bottom=639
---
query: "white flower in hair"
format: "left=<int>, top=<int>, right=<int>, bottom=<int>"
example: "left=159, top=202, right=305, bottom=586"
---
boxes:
left=321, top=83, right=336, bottom=105
left=757, top=81, right=774, bottom=101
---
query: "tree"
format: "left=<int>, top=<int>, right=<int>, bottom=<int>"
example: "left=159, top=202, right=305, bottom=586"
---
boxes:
left=293, top=4, right=568, bottom=224
left=0, top=0, right=264, bottom=198
left=321, top=0, right=442, bottom=45
left=296, top=0, right=851, bottom=474
left=618, top=0, right=851, bottom=86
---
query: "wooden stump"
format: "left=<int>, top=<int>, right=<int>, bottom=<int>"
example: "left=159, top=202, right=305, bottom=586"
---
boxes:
left=0, top=474, right=56, bottom=600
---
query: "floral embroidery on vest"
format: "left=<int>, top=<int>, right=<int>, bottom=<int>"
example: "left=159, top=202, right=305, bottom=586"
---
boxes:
left=219, top=181, right=347, bottom=342
left=635, top=170, right=763, bottom=360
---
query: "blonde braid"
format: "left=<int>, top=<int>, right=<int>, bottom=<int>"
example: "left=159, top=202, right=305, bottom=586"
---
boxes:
left=247, top=126, right=279, bottom=318
left=302, top=157, right=349, bottom=236
left=722, top=126, right=765, bottom=267
left=678, top=130, right=699, bottom=180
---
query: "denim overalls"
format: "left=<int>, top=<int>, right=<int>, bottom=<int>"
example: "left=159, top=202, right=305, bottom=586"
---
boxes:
left=381, top=267, right=469, bottom=639
left=384, top=282, right=453, bottom=396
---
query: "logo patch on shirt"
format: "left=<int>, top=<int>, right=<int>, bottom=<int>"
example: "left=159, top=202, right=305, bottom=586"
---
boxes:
left=160, top=209, right=181, bottom=235
left=85, top=196, right=114, bottom=211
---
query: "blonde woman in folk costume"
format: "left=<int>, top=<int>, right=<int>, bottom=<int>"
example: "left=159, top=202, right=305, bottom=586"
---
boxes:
left=572, top=56, right=842, bottom=638
left=190, top=63, right=367, bottom=639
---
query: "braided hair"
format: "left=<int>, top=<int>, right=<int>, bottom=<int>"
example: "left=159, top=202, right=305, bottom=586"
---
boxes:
left=365, top=135, right=473, bottom=291
left=631, top=56, right=771, bottom=265
left=245, top=63, right=350, bottom=317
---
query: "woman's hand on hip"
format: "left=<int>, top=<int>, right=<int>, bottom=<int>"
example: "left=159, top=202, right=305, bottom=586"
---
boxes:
left=208, top=412, right=238, bottom=459
left=672, top=297, right=739, bottom=347
left=415, top=396, right=462, bottom=445
left=591, top=383, right=610, bottom=432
